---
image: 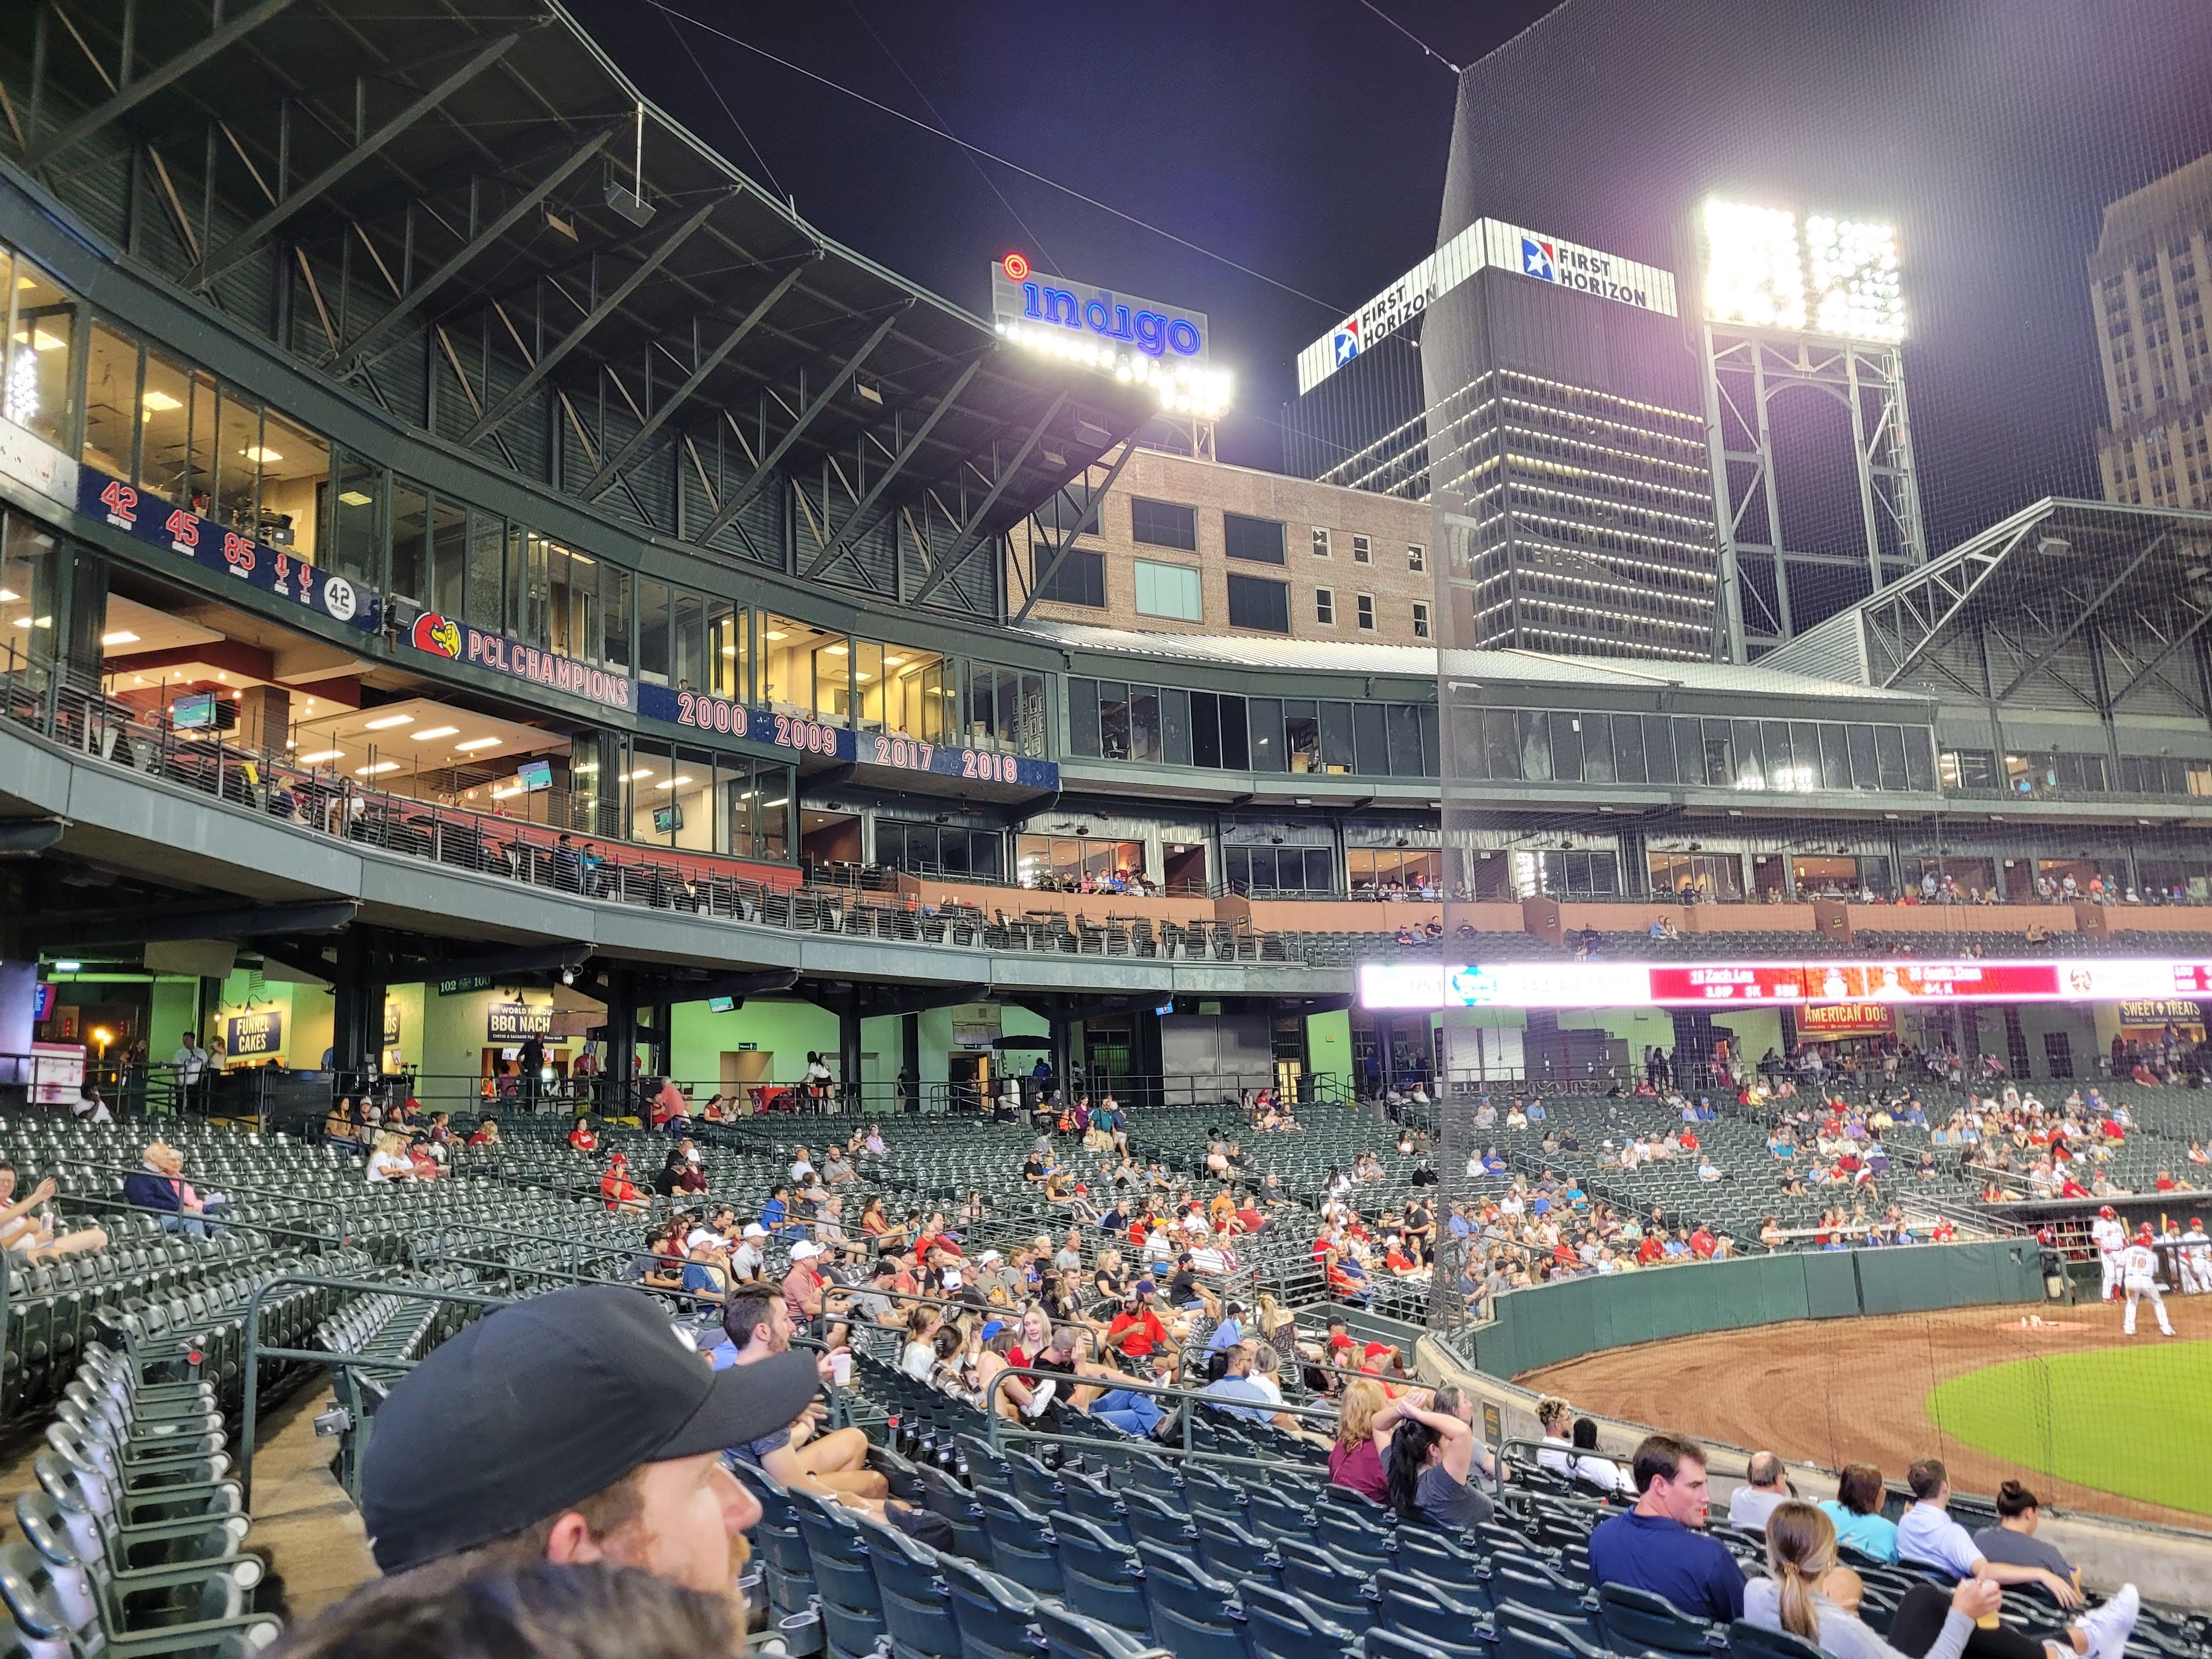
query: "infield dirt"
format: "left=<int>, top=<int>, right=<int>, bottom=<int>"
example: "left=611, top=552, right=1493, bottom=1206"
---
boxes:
left=1517, top=1293, right=2210, bottom=1532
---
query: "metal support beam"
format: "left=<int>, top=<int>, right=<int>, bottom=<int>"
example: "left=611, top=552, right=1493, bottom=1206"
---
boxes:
left=187, top=30, right=523, bottom=290
left=1991, top=534, right=2168, bottom=705
left=458, top=194, right=726, bottom=445
left=1011, top=438, right=1138, bottom=624
left=334, top=129, right=613, bottom=377
left=578, top=258, right=812, bottom=499
left=20, top=898, right=357, bottom=947
left=0, top=818, right=65, bottom=855
left=2112, top=603, right=2212, bottom=710
left=416, top=940, right=592, bottom=981
left=692, top=307, right=907, bottom=546
left=800, top=356, right=985, bottom=579
left=914, top=394, right=1069, bottom=604
left=30, top=0, right=302, bottom=167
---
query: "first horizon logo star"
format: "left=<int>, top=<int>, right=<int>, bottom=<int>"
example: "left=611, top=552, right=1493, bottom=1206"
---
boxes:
left=1522, top=237, right=1555, bottom=281
left=1331, top=318, right=1362, bottom=366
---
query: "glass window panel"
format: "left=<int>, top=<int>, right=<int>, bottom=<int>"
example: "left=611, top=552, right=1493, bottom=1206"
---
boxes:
left=1484, top=708, right=1521, bottom=780
left=1222, top=513, right=1286, bottom=564
left=568, top=549, right=599, bottom=666
left=517, top=528, right=547, bottom=648
left=1673, top=717, right=1705, bottom=787
left=1163, top=686, right=1192, bottom=765
left=1098, top=681, right=1131, bottom=759
left=1549, top=712, right=1583, bottom=782
left=1643, top=714, right=1677, bottom=784
left=1703, top=719, right=1736, bottom=786
left=1730, top=720, right=1762, bottom=787
left=1761, top=720, right=1793, bottom=787
left=501, top=521, right=526, bottom=637
left=467, top=510, right=503, bottom=623
left=1904, top=727, right=1936, bottom=792
left=1613, top=713, right=1646, bottom=783
left=1518, top=709, right=1553, bottom=781
left=602, top=566, right=631, bottom=670
left=1020, top=672, right=1047, bottom=758
left=810, top=634, right=851, bottom=723
left=0, top=511, right=59, bottom=667
left=544, top=539, right=574, bottom=656
left=389, top=478, right=430, bottom=605
left=1788, top=722, right=1821, bottom=788
left=213, top=387, right=262, bottom=531
left=430, top=496, right=466, bottom=619
left=637, top=581, right=672, bottom=686
left=1875, top=725, right=1909, bottom=791
left=1847, top=724, right=1880, bottom=789
left=1283, top=699, right=1321, bottom=773
left=1191, top=691, right=1221, bottom=768
left=1579, top=713, right=1613, bottom=783
left=80, top=320, right=137, bottom=482
left=1127, top=687, right=1160, bottom=762
left=3, top=253, right=76, bottom=448
left=1387, top=705, right=1423, bottom=776
left=251, top=408, right=325, bottom=558
left=330, top=447, right=382, bottom=589
left=674, top=592, right=707, bottom=693
left=1320, top=702, right=1355, bottom=771
left=757, top=764, right=791, bottom=862
left=134, top=350, right=193, bottom=506
left=1420, top=706, right=1440, bottom=776
left=1249, top=697, right=1284, bottom=771
left=665, top=744, right=712, bottom=850
left=1218, top=695, right=1249, bottom=768
left=1130, top=496, right=1198, bottom=550
left=1355, top=701, right=1390, bottom=775
left=1820, top=724, right=1852, bottom=790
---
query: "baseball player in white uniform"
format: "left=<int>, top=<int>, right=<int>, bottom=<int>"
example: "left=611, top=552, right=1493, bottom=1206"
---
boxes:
left=2180, top=1216, right=2211, bottom=1295
left=2120, top=1225, right=2175, bottom=1336
left=2090, top=1205, right=2126, bottom=1300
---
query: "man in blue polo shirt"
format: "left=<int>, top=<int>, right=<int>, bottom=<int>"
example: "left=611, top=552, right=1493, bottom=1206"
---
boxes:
left=1588, top=1434, right=1746, bottom=1623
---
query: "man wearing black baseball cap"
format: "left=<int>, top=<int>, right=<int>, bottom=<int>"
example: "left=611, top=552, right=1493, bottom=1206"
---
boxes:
left=357, top=1283, right=819, bottom=1594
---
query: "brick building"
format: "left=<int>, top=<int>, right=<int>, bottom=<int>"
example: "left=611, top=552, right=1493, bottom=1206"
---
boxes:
left=2092, top=153, right=2212, bottom=510
left=1014, top=447, right=1438, bottom=646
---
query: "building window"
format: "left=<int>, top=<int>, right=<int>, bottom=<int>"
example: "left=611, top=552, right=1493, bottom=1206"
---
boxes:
left=1226, top=573, right=1291, bottom=634
left=1352, top=534, right=1372, bottom=564
left=1223, top=512, right=1286, bottom=564
left=1131, top=496, right=1198, bottom=551
left=1315, top=588, right=1335, bottom=626
left=1312, top=527, right=1332, bottom=558
left=1356, top=594, right=1375, bottom=631
left=1133, top=558, right=1203, bottom=621
left=1035, top=546, right=1105, bottom=607
left=1407, top=543, right=1426, bottom=572
left=1412, top=601, right=1431, bottom=639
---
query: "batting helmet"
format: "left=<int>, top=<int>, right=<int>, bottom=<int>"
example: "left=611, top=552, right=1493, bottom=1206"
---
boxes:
left=2099, top=1205, right=2116, bottom=1218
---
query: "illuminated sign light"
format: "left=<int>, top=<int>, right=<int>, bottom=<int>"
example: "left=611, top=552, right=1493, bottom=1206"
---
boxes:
left=1297, top=220, right=1679, bottom=394
left=990, top=256, right=1232, bottom=418
left=1359, top=957, right=2212, bottom=1011
left=1700, top=199, right=1904, bottom=343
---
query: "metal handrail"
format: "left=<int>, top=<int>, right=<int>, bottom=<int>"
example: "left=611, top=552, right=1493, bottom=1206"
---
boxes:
left=978, top=1361, right=1331, bottom=1471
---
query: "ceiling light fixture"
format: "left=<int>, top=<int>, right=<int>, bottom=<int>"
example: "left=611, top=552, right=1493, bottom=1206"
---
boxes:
left=454, top=737, right=501, bottom=752
left=355, top=761, right=400, bottom=776
left=362, top=713, right=414, bottom=730
left=411, top=725, right=459, bottom=741
left=297, top=748, right=345, bottom=764
left=100, top=630, right=138, bottom=646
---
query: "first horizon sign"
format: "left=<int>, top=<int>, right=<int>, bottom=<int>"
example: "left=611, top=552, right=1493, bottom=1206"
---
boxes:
left=1296, top=219, right=1679, bottom=394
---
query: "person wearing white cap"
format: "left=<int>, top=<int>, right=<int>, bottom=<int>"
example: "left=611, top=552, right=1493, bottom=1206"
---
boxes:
left=781, top=1239, right=848, bottom=1350
left=726, top=1223, right=768, bottom=1285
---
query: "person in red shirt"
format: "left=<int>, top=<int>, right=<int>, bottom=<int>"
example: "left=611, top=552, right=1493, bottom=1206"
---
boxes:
left=1680, top=1129, right=1699, bottom=1153
left=2058, top=1174, right=2090, bottom=1200
left=1930, top=1217, right=1956, bottom=1242
left=2155, top=1169, right=2179, bottom=1193
left=465, top=1115, right=500, bottom=1149
left=567, top=1115, right=599, bottom=1156
left=1104, top=1282, right=1174, bottom=1367
left=1688, top=1224, right=1717, bottom=1260
left=1637, top=1233, right=1665, bottom=1265
left=600, top=1153, right=645, bottom=1212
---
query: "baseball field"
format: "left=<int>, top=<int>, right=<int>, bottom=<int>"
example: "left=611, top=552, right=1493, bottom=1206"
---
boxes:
left=1926, top=1339, right=2212, bottom=1516
left=1518, top=1296, right=2211, bottom=1530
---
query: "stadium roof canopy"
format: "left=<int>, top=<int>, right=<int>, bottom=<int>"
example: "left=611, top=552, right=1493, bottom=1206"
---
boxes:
left=5, top=0, right=1155, bottom=549
left=1020, top=620, right=1929, bottom=704
left=1764, top=499, right=2212, bottom=718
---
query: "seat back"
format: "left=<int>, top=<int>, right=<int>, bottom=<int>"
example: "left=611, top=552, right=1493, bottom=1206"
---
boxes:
left=1725, top=1621, right=1829, bottom=1659
left=1237, top=1578, right=1354, bottom=1659
left=1596, top=1583, right=1713, bottom=1657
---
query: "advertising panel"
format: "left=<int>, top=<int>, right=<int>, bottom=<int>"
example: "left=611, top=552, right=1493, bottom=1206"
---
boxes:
left=487, top=1002, right=555, bottom=1042
left=1359, top=957, right=2212, bottom=1011
left=1297, top=218, right=1679, bottom=393
left=1796, top=1003, right=1895, bottom=1039
left=80, top=467, right=381, bottom=633
left=224, top=1008, right=284, bottom=1063
left=402, top=612, right=1058, bottom=790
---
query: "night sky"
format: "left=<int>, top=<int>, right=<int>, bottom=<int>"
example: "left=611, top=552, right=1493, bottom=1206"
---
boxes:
left=568, top=0, right=2212, bottom=550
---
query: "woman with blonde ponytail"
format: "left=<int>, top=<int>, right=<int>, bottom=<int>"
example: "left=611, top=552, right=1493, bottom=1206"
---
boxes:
left=1745, top=1502, right=1999, bottom=1659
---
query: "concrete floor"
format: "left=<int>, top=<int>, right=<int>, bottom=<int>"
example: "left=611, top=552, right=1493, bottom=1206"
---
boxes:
left=241, top=1385, right=379, bottom=1621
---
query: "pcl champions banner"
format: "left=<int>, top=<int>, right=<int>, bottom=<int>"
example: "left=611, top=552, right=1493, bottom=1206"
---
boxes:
left=403, top=611, right=1057, bottom=789
left=80, top=467, right=381, bottom=633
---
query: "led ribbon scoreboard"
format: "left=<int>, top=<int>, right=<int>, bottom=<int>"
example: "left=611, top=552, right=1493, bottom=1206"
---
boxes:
left=1359, top=957, right=2212, bottom=1010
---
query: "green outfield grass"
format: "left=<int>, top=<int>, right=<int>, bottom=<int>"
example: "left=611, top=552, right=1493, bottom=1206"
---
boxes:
left=1925, top=1339, right=2212, bottom=1516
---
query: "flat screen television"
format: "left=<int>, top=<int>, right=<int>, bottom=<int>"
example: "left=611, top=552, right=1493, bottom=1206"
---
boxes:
left=516, top=759, right=554, bottom=793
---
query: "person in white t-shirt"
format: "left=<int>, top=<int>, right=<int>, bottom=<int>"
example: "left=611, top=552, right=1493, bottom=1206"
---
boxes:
left=2119, top=1227, right=2174, bottom=1336
left=365, top=1132, right=415, bottom=1183
left=1728, top=1451, right=1793, bottom=1531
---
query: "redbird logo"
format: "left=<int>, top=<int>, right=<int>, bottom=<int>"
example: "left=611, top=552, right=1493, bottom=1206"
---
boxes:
left=412, top=613, right=462, bottom=658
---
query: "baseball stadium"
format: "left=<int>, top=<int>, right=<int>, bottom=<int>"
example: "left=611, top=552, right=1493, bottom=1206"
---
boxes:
left=0, top=0, right=2208, bottom=1656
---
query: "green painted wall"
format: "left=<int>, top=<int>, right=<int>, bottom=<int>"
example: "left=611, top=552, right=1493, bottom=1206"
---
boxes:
left=669, top=998, right=838, bottom=1091
left=207, top=973, right=331, bottom=1071
left=1307, top=1009, right=1351, bottom=1093
left=1712, top=1008, right=1783, bottom=1062
left=150, top=978, right=202, bottom=1054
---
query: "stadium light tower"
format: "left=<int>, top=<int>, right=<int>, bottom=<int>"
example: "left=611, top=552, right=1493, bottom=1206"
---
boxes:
left=1696, top=199, right=1927, bottom=661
